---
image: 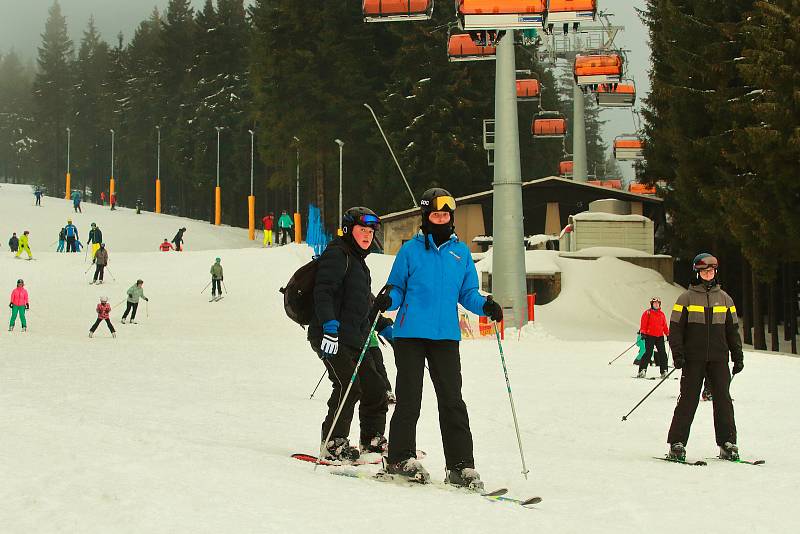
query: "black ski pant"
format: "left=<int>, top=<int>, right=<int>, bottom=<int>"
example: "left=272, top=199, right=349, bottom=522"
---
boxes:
left=387, top=338, right=474, bottom=470
left=311, top=340, right=388, bottom=446
left=368, top=346, right=393, bottom=392
left=668, top=360, right=736, bottom=447
left=66, top=237, right=76, bottom=252
left=93, top=264, right=105, bottom=282
left=90, top=318, right=115, bottom=334
left=638, top=335, right=668, bottom=373
left=211, top=279, right=222, bottom=296
left=279, top=227, right=291, bottom=245
left=122, top=301, right=138, bottom=321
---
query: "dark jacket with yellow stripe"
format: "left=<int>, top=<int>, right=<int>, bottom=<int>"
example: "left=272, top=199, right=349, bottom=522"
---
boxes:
left=668, top=284, right=744, bottom=364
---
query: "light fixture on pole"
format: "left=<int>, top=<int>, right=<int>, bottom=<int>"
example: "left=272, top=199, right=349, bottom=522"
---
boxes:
left=214, top=126, right=222, bottom=226
left=65, top=127, right=71, bottom=199
left=292, top=136, right=301, bottom=244
left=334, top=139, right=344, bottom=234
left=247, top=129, right=256, bottom=241
left=109, top=129, right=116, bottom=201
left=155, top=126, right=162, bottom=213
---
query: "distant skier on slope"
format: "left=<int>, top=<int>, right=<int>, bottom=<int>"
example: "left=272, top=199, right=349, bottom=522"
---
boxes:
left=277, top=210, right=293, bottom=245
left=172, top=227, right=186, bottom=251
left=8, top=232, right=19, bottom=253
left=637, top=297, right=670, bottom=379
left=15, top=230, right=32, bottom=260
left=64, top=219, right=79, bottom=252
left=8, top=279, right=29, bottom=332
left=159, top=239, right=174, bottom=252
left=56, top=227, right=66, bottom=252
left=374, top=188, right=503, bottom=488
left=122, top=279, right=148, bottom=324
left=87, top=223, right=103, bottom=260
left=262, top=212, right=274, bottom=247
left=308, top=207, right=390, bottom=462
left=666, top=253, right=744, bottom=462
left=89, top=296, right=116, bottom=338
left=210, top=257, right=224, bottom=301
left=34, top=188, right=43, bottom=206
left=71, top=190, right=82, bottom=213
left=91, top=244, right=109, bottom=285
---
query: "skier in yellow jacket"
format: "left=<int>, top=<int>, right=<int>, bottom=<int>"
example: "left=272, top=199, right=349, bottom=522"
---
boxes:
left=15, top=231, right=32, bottom=260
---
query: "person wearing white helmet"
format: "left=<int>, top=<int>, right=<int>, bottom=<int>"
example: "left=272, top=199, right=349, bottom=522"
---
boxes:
left=89, top=296, right=116, bottom=338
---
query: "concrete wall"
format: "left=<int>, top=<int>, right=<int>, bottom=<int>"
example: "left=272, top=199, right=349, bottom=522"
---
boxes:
left=573, top=219, right=655, bottom=254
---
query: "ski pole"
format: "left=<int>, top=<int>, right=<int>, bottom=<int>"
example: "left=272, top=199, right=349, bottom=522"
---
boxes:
left=222, top=281, right=228, bottom=294
left=493, top=322, right=530, bottom=480
left=84, top=247, right=88, bottom=262
left=309, top=370, right=326, bottom=399
left=621, top=367, right=677, bottom=421
left=105, top=266, right=116, bottom=281
left=200, top=281, right=211, bottom=294
left=316, top=314, right=381, bottom=471
left=112, top=298, right=126, bottom=309
left=608, top=340, right=638, bottom=365
left=84, top=264, right=93, bottom=275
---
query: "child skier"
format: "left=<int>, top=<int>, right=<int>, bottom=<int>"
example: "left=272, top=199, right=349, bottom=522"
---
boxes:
left=9, top=279, right=29, bottom=332
left=262, top=213, right=274, bottom=247
left=89, top=296, right=116, bottom=338
left=15, top=230, right=32, bottom=260
left=56, top=227, right=66, bottom=252
left=172, top=227, right=186, bottom=251
left=637, top=297, right=670, bottom=379
left=8, top=232, right=19, bottom=253
left=122, top=279, right=148, bottom=324
left=91, top=244, right=109, bottom=284
left=210, top=258, right=223, bottom=301
left=159, top=239, right=174, bottom=252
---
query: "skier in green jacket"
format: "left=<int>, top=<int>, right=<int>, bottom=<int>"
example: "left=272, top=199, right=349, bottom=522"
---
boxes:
left=210, top=258, right=224, bottom=301
left=122, top=279, right=148, bottom=324
left=277, top=211, right=293, bottom=245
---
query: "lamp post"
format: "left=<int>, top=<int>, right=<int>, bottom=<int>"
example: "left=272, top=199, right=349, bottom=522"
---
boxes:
left=65, top=127, right=71, bottom=199
left=109, top=129, right=115, bottom=201
left=292, top=136, right=301, bottom=244
left=334, top=139, right=344, bottom=233
left=214, top=126, right=222, bottom=226
left=247, top=129, right=256, bottom=240
left=155, top=126, right=161, bottom=213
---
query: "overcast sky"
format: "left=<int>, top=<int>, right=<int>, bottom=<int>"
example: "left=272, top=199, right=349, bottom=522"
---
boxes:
left=0, top=0, right=649, bottom=179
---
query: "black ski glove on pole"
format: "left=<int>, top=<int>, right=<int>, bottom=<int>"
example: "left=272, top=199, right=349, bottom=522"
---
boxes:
left=370, top=285, right=393, bottom=319
left=483, top=296, right=503, bottom=322
left=732, top=360, right=744, bottom=375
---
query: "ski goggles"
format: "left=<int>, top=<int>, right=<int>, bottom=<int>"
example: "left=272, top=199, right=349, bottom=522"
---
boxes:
left=356, top=214, right=381, bottom=229
left=430, top=195, right=456, bottom=212
left=650, top=297, right=661, bottom=304
left=694, top=255, right=719, bottom=271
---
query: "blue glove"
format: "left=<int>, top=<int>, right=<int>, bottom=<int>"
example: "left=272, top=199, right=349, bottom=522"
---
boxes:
left=320, top=320, right=340, bottom=359
left=378, top=325, right=393, bottom=342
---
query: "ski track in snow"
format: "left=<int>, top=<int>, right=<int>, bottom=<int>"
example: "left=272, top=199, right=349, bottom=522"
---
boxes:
left=0, top=183, right=797, bottom=533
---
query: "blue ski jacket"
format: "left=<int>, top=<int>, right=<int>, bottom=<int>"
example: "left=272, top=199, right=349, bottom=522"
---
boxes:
left=386, top=232, right=486, bottom=341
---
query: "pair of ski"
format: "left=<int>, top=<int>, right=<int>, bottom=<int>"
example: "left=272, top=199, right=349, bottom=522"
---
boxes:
left=655, top=456, right=765, bottom=466
left=293, top=453, right=542, bottom=508
left=209, top=296, right=224, bottom=303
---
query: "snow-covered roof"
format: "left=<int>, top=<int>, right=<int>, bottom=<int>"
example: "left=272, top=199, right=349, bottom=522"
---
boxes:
left=572, top=212, right=652, bottom=223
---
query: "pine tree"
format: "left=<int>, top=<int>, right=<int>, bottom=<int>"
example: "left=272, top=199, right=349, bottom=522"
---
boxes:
left=31, top=0, right=74, bottom=194
left=0, top=49, right=35, bottom=183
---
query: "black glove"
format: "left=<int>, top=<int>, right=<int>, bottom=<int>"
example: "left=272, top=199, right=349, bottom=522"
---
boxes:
left=8, top=303, right=12, bottom=309
left=373, top=285, right=393, bottom=314
left=483, top=296, right=503, bottom=322
left=145, top=297, right=149, bottom=302
left=25, top=304, right=29, bottom=310
left=732, top=360, right=744, bottom=375
left=673, top=354, right=685, bottom=369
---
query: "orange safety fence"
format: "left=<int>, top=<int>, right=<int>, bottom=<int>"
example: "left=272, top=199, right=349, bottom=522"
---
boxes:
left=363, top=0, right=431, bottom=16
left=458, top=0, right=546, bottom=14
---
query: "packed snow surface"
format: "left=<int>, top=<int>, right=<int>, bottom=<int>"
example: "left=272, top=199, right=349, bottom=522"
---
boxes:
left=1, top=184, right=797, bottom=533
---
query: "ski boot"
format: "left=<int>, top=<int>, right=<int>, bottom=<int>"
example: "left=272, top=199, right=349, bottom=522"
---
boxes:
left=445, top=463, right=484, bottom=491
left=667, top=442, right=686, bottom=462
left=88, top=332, right=93, bottom=338
left=8, top=325, right=13, bottom=332
left=660, top=370, right=669, bottom=379
left=702, top=386, right=713, bottom=401
left=112, top=332, right=117, bottom=338
left=385, top=457, right=430, bottom=484
left=386, top=391, right=396, bottom=404
left=322, top=437, right=360, bottom=463
left=637, top=369, right=646, bottom=379
left=719, top=442, right=739, bottom=461
left=22, top=327, right=26, bottom=332
left=130, top=320, right=137, bottom=324
left=360, top=435, right=388, bottom=454
left=121, top=318, right=126, bottom=324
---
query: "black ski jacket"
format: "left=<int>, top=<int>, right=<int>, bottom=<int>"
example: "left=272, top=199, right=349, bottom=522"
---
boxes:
left=88, top=228, right=103, bottom=245
left=308, top=237, right=372, bottom=350
left=668, top=284, right=744, bottom=364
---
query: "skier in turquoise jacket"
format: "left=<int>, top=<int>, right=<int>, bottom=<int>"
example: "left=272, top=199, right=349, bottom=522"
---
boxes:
left=375, top=188, right=503, bottom=489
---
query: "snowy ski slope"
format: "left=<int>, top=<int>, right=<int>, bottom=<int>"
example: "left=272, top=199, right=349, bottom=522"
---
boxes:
left=0, top=183, right=797, bottom=533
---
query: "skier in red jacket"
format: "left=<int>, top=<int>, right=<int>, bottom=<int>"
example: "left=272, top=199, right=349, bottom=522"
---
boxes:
left=89, top=296, right=116, bottom=338
left=637, top=297, right=670, bottom=378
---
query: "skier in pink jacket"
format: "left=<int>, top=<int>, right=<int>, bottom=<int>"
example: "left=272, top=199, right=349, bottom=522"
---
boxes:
left=9, top=279, right=29, bottom=332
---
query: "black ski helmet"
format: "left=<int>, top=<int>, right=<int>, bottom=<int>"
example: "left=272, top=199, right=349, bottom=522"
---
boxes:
left=692, top=252, right=719, bottom=286
left=341, top=206, right=380, bottom=235
left=419, top=187, right=456, bottom=219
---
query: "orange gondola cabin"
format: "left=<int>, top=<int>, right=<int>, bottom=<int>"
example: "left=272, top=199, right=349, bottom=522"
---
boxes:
left=362, top=0, right=434, bottom=22
left=574, top=54, right=624, bottom=86
left=457, top=0, right=546, bottom=30
left=448, top=33, right=497, bottom=61
left=516, top=79, right=541, bottom=102
left=613, top=135, right=645, bottom=160
left=596, top=83, right=636, bottom=107
left=559, top=160, right=573, bottom=177
left=628, top=182, right=657, bottom=195
left=544, top=0, right=597, bottom=25
left=532, top=112, right=567, bottom=138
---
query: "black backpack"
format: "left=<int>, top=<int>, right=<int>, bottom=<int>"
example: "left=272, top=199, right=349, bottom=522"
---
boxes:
left=279, top=248, right=349, bottom=327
